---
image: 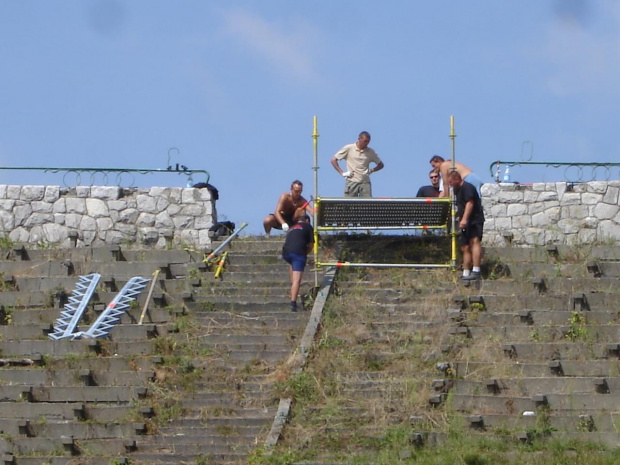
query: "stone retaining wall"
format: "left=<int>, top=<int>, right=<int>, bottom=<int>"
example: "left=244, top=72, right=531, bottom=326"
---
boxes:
left=0, top=185, right=216, bottom=249
left=482, top=181, right=620, bottom=247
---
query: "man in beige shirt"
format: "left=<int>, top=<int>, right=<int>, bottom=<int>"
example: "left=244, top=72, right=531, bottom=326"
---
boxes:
left=331, top=131, right=384, bottom=198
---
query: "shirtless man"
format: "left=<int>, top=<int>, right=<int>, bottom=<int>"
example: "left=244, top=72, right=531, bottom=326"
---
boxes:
left=429, top=155, right=482, bottom=198
left=263, top=180, right=312, bottom=234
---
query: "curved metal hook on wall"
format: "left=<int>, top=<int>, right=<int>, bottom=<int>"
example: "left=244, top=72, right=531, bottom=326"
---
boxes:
left=167, top=147, right=181, bottom=170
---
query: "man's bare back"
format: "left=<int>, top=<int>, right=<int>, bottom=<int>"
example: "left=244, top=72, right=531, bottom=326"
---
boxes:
left=430, top=157, right=473, bottom=198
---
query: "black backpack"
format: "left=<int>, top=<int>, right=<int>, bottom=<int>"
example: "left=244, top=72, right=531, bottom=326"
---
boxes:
left=208, top=221, right=235, bottom=239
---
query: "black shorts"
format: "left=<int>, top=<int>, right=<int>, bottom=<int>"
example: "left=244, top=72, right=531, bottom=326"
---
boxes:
left=459, top=222, right=484, bottom=247
left=272, top=213, right=294, bottom=229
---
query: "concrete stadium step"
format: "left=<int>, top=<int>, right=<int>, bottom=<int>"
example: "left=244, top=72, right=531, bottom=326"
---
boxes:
left=501, top=262, right=591, bottom=279
left=11, top=276, right=128, bottom=293
left=0, top=402, right=87, bottom=421
left=192, top=314, right=308, bottom=331
left=455, top=309, right=620, bottom=326
left=0, top=291, right=50, bottom=307
left=15, top=420, right=139, bottom=440
left=4, top=457, right=122, bottom=465
left=10, top=246, right=199, bottom=263
left=457, top=277, right=620, bottom=295
left=217, top=237, right=284, bottom=252
left=458, top=412, right=620, bottom=433
left=42, top=355, right=159, bottom=372
left=483, top=246, right=579, bottom=264
left=213, top=263, right=291, bottom=274
left=165, top=411, right=275, bottom=425
left=127, top=450, right=248, bottom=465
left=186, top=301, right=300, bottom=313
left=450, top=376, right=620, bottom=396
left=197, top=333, right=298, bottom=345
left=131, top=439, right=255, bottom=457
left=484, top=245, right=620, bottom=263
left=0, top=260, right=76, bottom=278
left=451, top=360, right=620, bottom=378
left=450, top=393, right=536, bottom=413
left=195, top=294, right=292, bottom=305
left=499, top=341, right=613, bottom=360
left=468, top=293, right=620, bottom=312
left=200, top=271, right=300, bottom=283
left=7, top=307, right=172, bottom=327
left=0, top=368, right=155, bottom=387
left=8, top=246, right=120, bottom=262
left=452, top=361, right=554, bottom=378
left=156, top=423, right=266, bottom=438
left=461, top=324, right=620, bottom=342
left=453, top=393, right=620, bottom=415
left=21, top=385, right=147, bottom=403
left=225, top=252, right=283, bottom=265
left=0, top=435, right=133, bottom=456
left=0, top=323, right=56, bottom=339
left=197, top=340, right=297, bottom=353
left=201, top=348, right=295, bottom=365
left=173, top=278, right=289, bottom=292
left=179, top=393, right=268, bottom=408
left=0, top=339, right=155, bottom=357
left=545, top=431, right=620, bottom=448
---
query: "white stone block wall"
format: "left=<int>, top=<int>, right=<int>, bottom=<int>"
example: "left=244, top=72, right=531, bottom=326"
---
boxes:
left=482, top=181, right=620, bottom=247
left=0, top=185, right=217, bottom=249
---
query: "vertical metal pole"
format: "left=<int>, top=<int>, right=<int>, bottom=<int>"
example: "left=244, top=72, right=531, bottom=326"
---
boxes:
left=312, top=116, right=320, bottom=288
left=450, top=116, right=457, bottom=271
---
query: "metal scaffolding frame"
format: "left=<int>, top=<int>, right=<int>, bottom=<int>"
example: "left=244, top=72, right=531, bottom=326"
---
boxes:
left=311, top=116, right=458, bottom=270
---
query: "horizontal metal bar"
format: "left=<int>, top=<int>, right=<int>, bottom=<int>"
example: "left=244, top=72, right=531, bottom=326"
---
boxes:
left=317, top=226, right=448, bottom=231
left=317, top=197, right=451, bottom=203
left=0, top=166, right=210, bottom=186
left=317, top=262, right=452, bottom=269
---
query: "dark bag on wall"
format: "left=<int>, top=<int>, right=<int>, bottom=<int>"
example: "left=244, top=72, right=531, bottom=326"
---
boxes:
left=192, top=182, right=219, bottom=201
left=208, top=221, right=235, bottom=239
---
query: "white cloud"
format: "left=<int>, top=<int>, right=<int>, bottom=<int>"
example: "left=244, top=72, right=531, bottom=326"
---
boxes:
left=219, top=8, right=322, bottom=84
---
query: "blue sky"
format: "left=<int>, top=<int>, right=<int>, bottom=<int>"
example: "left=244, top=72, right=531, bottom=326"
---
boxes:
left=1, top=1, right=619, bottom=235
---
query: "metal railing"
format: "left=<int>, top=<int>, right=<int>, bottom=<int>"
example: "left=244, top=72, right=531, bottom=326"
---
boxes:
left=0, top=166, right=209, bottom=188
left=0, top=148, right=209, bottom=187
left=490, top=160, right=620, bottom=184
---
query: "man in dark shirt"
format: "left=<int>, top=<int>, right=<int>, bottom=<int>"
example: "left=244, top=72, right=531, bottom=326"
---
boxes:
left=448, top=171, right=485, bottom=280
left=416, top=170, right=441, bottom=197
left=282, top=214, right=314, bottom=312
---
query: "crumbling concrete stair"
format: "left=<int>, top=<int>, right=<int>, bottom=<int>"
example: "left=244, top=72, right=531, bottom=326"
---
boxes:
left=129, top=237, right=320, bottom=464
left=430, top=245, right=620, bottom=448
left=272, top=241, right=620, bottom=463
left=0, top=238, right=319, bottom=464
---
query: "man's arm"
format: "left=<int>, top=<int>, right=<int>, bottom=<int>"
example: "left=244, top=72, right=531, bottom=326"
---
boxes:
left=273, top=192, right=289, bottom=226
left=331, top=156, right=345, bottom=175
left=439, top=165, right=450, bottom=197
left=297, top=196, right=314, bottom=215
left=459, top=199, right=474, bottom=229
left=371, top=161, right=384, bottom=173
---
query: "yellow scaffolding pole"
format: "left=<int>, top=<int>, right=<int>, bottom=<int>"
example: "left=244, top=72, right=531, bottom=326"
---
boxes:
left=450, top=115, right=458, bottom=271
left=312, top=116, right=320, bottom=289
